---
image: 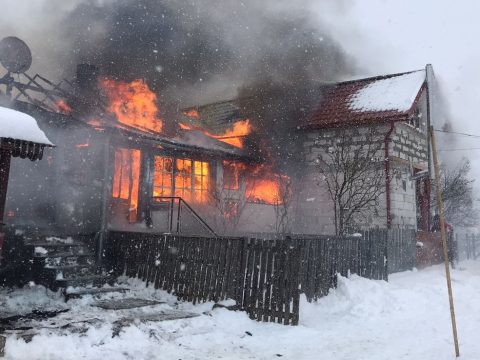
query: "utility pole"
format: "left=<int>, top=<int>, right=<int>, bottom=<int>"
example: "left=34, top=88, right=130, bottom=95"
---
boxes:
left=430, top=126, right=460, bottom=357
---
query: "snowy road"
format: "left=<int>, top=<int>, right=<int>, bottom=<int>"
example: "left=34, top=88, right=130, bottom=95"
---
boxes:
left=2, top=261, right=480, bottom=360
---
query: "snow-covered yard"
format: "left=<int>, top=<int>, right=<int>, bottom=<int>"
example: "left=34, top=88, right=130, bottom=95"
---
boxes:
left=2, top=261, right=480, bottom=360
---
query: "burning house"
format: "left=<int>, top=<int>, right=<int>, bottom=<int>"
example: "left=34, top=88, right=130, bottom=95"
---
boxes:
left=0, top=40, right=290, bottom=246
left=0, top=32, right=441, bottom=290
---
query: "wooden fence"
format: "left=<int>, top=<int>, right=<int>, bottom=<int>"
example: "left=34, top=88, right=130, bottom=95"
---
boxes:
left=105, top=232, right=301, bottom=325
left=104, top=228, right=416, bottom=324
left=461, top=233, right=479, bottom=260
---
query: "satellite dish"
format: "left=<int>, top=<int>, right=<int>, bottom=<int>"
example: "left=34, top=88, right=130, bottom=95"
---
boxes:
left=0, top=37, right=32, bottom=73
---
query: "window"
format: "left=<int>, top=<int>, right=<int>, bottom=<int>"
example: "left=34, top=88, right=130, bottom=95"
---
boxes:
left=408, top=108, right=422, bottom=129
left=153, top=156, right=173, bottom=201
left=194, top=161, right=209, bottom=203
left=223, top=161, right=242, bottom=190
left=151, top=157, right=209, bottom=204
left=175, top=159, right=193, bottom=201
left=112, top=148, right=141, bottom=223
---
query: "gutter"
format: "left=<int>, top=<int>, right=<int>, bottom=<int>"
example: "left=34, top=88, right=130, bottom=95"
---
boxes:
left=384, top=121, right=395, bottom=228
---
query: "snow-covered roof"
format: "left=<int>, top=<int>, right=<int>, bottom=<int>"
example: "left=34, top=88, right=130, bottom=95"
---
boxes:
left=299, top=69, right=427, bottom=130
left=0, top=106, right=53, bottom=145
left=348, top=70, right=426, bottom=112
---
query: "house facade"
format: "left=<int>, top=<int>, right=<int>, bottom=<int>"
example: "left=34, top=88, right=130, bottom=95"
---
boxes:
left=295, top=66, right=434, bottom=234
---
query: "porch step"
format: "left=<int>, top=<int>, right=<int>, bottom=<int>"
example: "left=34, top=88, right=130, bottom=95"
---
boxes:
left=56, top=274, right=115, bottom=289
left=26, top=235, right=116, bottom=292
left=44, top=264, right=92, bottom=278
left=64, top=287, right=130, bottom=301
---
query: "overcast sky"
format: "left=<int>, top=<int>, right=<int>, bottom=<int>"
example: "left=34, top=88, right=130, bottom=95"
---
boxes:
left=314, top=0, right=480, bottom=186
left=1, top=0, right=479, bottom=186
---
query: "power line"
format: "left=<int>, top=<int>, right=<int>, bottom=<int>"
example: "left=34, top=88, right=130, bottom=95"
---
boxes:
left=435, top=129, right=480, bottom=138
left=438, top=147, right=480, bottom=152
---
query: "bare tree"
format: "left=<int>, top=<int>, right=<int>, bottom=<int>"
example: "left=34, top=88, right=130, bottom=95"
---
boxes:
left=273, top=175, right=293, bottom=235
left=316, top=128, right=386, bottom=235
left=434, top=159, right=478, bottom=227
left=208, top=186, right=247, bottom=235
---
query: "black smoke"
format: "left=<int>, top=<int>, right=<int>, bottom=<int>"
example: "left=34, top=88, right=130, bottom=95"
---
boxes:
left=61, top=0, right=354, bottom=106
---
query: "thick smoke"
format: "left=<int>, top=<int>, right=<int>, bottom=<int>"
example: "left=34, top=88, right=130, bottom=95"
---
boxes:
left=1, top=0, right=354, bottom=104
left=1, top=0, right=355, bottom=168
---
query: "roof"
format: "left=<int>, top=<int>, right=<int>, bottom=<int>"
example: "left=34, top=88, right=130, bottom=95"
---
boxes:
left=0, top=106, right=54, bottom=161
left=299, top=70, right=427, bottom=129
left=183, top=98, right=253, bottom=133
left=0, top=106, right=53, bottom=145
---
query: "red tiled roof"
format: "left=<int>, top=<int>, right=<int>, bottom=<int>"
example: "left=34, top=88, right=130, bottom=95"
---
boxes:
left=299, top=70, right=427, bottom=130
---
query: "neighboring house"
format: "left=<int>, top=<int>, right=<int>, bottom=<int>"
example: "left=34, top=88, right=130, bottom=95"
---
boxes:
left=296, top=65, right=436, bottom=234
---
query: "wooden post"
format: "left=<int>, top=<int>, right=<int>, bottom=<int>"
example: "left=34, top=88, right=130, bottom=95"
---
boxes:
left=430, top=126, right=460, bottom=357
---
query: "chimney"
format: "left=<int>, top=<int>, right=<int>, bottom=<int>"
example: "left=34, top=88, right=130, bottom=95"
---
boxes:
left=76, top=63, right=98, bottom=90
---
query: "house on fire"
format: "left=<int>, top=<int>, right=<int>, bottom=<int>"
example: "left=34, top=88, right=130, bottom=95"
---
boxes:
left=1, top=61, right=439, bottom=245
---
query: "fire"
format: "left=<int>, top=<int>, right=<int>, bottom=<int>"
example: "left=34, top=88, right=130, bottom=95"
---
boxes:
left=215, top=120, right=251, bottom=148
left=100, top=78, right=163, bottom=133
left=179, top=119, right=252, bottom=148
left=55, top=99, right=71, bottom=114
left=76, top=143, right=89, bottom=148
left=112, top=148, right=141, bottom=223
left=223, top=161, right=247, bottom=190
left=87, top=118, right=105, bottom=131
left=246, top=165, right=290, bottom=205
left=183, top=109, right=200, bottom=119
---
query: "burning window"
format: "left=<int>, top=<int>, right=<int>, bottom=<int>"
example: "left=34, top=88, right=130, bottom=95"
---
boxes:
left=152, top=157, right=210, bottom=204
left=194, top=161, right=209, bottom=203
left=112, top=148, right=141, bottom=222
left=223, top=161, right=244, bottom=190
left=246, top=173, right=290, bottom=205
left=153, top=156, right=173, bottom=201
left=175, top=159, right=193, bottom=201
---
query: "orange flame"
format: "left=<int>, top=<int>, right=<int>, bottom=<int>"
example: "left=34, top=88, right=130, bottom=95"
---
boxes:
left=179, top=119, right=252, bottom=148
left=100, top=79, right=163, bottom=133
left=214, top=120, right=251, bottom=148
left=183, top=109, right=200, bottom=119
left=76, top=143, right=89, bottom=148
left=112, top=148, right=141, bottom=222
left=55, top=99, right=72, bottom=114
left=246, top=165, right=290, bottom=205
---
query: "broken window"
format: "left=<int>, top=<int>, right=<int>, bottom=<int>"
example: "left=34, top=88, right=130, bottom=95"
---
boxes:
left=223, top=161, right=241, bottom=190
left=112, top=148, right=141, bottom=222
left=153, top=156, right=173, bottom=201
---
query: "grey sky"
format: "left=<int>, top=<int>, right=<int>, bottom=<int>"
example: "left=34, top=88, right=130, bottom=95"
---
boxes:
left=314, top=0, right=480, bottom=186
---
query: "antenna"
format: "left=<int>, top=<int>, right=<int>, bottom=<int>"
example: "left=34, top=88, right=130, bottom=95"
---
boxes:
left=0, top=36, right=32, bottom=74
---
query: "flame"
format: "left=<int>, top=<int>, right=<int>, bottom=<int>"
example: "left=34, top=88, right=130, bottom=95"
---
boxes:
left=152, top=156, right=210, bottom=204
left=87, top=118, right=105, bottom=131
left=100, top=78, right=163, bottom=133
left=179, top=119, right=252, bottom=148
left=223, top=161, right=247, bottom=190
left=76, top=143, right=89, bottom=148
left=112, top=148, right=141, bottom=223
left=246, top=165, right=290, bottom=205
left=183, top=109, right=200, bottom=119
left=55, top=99, right=71, bottom=114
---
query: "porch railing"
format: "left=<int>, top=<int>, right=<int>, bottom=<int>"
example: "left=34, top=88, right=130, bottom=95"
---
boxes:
left=152, top=196, right=217, bottom=237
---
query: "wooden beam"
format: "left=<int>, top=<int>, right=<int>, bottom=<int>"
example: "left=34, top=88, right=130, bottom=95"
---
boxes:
left=430, top=126, right=460, bottom=357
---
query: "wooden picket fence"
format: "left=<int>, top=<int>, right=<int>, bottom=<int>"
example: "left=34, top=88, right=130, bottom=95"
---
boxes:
left=105, top=231, right=301, bottom=325
left=104, top=228, right=416, bottom=324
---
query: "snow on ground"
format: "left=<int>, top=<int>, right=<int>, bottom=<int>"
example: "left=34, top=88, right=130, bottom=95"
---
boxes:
left=2, top=261, right=480, bottom=360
